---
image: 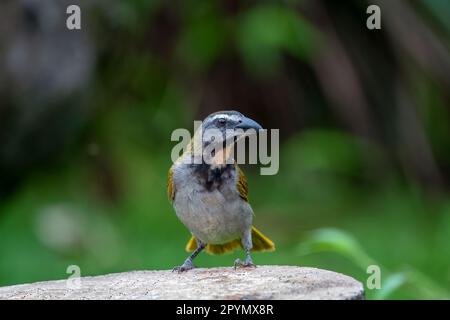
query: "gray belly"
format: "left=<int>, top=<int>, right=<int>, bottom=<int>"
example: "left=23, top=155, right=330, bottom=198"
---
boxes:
left=173, top=188, right=253, bottom=244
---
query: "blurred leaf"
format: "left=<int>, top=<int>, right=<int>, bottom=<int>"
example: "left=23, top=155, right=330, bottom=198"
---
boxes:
left=177, top=17, right=226, bottom=71
left=112, top=0, right=162, bottom=31
left=373, top=272, right=407, bottom=300
left=237, top=5, right=320, bottom=76
left=298, top=228, right=450, bottom=299
left=406, top=267, right=450, bottom=300
left=297, top=228, right=374, bottom=269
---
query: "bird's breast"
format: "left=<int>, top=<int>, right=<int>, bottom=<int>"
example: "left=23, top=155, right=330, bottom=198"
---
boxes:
left=172, top=163, right=253, bottom=244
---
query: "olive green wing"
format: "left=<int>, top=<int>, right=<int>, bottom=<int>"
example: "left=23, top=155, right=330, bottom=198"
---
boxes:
left=167, top=166, right=176, bottom=202
left=236, top=165, right=249, bottom=202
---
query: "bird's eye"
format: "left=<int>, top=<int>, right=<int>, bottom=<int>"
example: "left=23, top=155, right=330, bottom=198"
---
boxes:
left=217, top=118, right=226, bottom=126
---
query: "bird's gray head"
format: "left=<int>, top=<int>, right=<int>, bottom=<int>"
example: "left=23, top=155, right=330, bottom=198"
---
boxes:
left=201, top=110, right=262, bottom=147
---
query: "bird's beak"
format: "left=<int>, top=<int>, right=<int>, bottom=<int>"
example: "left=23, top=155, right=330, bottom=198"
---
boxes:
left=235, top=117, right=263, bottom=131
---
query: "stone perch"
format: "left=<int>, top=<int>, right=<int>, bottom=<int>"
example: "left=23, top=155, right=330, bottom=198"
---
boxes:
left=0, top=266, right=364, bottom=300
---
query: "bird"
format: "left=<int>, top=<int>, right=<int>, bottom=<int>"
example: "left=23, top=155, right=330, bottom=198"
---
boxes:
left=168, top=110, right=275, bottom=272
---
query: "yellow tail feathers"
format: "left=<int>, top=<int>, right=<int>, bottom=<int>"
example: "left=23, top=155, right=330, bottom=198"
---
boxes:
left=250, top=226, right=276, bottom=252
left=185, top=227, right=275, bottom=255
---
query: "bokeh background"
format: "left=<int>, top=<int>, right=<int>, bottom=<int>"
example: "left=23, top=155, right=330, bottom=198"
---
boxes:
left=1, top=0, right=449, bottom=299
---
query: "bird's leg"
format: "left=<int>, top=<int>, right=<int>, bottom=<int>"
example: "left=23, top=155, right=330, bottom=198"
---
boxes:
left=234, top=230, right=256, bottom=269
left=234, top=249, right=256, bottom=270
left=173, top=241, right=206, bottom=273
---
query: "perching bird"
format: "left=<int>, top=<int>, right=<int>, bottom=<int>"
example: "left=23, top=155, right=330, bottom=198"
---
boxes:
left=168, top=110, right=275, bottom=272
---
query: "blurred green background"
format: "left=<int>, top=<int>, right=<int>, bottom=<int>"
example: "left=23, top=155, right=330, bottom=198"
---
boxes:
left=0, top=0, right=449, bottom=299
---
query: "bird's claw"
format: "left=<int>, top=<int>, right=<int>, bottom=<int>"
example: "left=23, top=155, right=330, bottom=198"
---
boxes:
left=172, top=260, right=195, bottom=273
left=234, top=258, right=256, bottom=270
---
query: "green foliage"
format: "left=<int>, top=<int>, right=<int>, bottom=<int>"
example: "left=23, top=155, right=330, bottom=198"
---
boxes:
left=284, top=130, right=367, bottom=175
left=177, top=3, right=227, bottom=71
left=298, top=228, right=450, bottom=299
left=237, top=5, right=320, bottom=75
left=298, top=228, right=374, bottom=269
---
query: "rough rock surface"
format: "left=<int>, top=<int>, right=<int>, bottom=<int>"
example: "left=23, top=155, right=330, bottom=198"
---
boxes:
left=0, top=266, right=364, bottom=300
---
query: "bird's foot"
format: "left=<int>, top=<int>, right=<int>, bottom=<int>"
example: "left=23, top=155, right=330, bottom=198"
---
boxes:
left=234, top=258, right=256, bottom=270
left=172, top=259, right=195, bottom=273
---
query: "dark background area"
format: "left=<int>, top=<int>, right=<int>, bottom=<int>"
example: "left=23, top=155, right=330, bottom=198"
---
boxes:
left=0, top=0, right=449, bottom=299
